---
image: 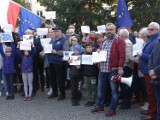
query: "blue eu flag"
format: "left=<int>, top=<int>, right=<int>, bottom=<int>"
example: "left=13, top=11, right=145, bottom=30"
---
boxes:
left=117, top=0, right=133, bottom=28
left=19, top=8, right=42, bottom=36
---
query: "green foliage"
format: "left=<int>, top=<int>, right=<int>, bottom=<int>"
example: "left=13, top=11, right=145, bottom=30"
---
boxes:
left=12, top=0, right=25, bottom=6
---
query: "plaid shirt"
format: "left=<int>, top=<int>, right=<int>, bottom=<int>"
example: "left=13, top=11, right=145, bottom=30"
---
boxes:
left=100, top=38, right=114, bottom=73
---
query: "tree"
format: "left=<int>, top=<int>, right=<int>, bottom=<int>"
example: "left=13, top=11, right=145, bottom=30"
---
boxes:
left=38, top=0, right=115, bottom=32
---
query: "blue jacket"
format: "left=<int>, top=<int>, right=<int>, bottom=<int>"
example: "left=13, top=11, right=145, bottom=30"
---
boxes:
left=16, top=47, right=36, bottom=73
left=48, top=37, right=68, bottom=64
left=0, top=43, right=16, bottom=74
left=148, top=39, right=160, bottom=85
left=140, top=33, right=160, bottom=74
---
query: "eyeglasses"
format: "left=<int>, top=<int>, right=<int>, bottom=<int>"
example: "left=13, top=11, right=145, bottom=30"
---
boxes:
left=148, top=28, right=155, bottom=31
left=106, top=29, right=114, bottom=31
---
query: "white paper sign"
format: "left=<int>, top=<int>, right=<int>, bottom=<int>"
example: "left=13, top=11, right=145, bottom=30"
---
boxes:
left=20, top=41, right=31, bottom=51
left=81, top=26, right=90, bottom=34
left=40, top=38, right=51, bottom=47
left=23, top=35, right=33, bottom=43
left=43, top=44, right=52, bottom=53
left=63, top=51, right=74, bottom=61
left=37, top=28, right=48, bottom=35
left=81, top=55, right=93, bottom=65
left=132, top=38, right=144, bottom=56
left=69, top=56, right=81, bottom=65
left=45, top=11, right=56, bottom=19
left=2, top=24, right=13, bottom=33
left=97, top=25, right=106, bottom=33
left=0, top=33, right=13, bottom=42
left=92, top=51, right=107, bottom=62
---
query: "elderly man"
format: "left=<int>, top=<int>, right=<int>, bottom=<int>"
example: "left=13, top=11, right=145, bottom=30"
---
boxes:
left=91, top=23, right=126, bottom=117
left=140, top=22, right=160, bottom=120
left=48, top=26, right=69, bottom=101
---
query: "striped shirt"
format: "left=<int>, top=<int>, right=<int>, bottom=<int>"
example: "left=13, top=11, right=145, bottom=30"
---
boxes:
left=100, top=38, right=114, bottom=73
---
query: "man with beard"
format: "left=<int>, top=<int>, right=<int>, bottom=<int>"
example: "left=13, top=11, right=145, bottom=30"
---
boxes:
left=91, top=23, right=126, bottom=117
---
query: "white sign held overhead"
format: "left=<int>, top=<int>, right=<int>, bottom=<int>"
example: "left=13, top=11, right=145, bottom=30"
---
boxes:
left=45, top=11, right=56, bottom=19
left=81, top=26, right=90, bottom=34
left=0, top=33, right=13, bottom=42
left=23, top=35, right=34, bottom=43
left=20, top=41, right=31, bottom=51
left=97, top=25, right=106, bottom=33
left=37, top=28, right=48, bottom=35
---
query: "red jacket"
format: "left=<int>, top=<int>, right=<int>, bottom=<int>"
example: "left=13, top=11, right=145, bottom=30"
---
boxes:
left=109, top=37, right=126, bottom=70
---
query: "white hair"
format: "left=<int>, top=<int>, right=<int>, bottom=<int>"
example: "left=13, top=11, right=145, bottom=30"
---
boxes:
left=119, top=29, right=129, bottom=39
left=139, top=27, right=148, bottom=36
left=149, top=22, right=160, bottom=31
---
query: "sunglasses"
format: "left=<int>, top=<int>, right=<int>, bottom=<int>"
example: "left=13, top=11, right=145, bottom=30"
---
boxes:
left=148, top=28, right=155, bottom=31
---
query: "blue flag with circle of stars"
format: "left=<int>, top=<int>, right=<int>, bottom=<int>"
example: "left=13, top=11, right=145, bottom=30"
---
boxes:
left=19, top=8, right=42, bottom=36
left=117, top=0, right=133, bottom=28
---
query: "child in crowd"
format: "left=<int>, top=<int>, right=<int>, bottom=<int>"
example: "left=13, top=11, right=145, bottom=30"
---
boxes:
left=68, top=44, right=83, bottom=106
left=16, top=42, right=36, bottom=101
left=82, top=42, right=99, bottom=107
left=0, top=41, right=15, bottom=100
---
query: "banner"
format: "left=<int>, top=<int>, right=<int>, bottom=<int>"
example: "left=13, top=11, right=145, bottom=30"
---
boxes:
left=23, top=35, right=33, bottom=43
left=81, top=26, right=90, bottom=33
left=43, top=44, right=52, bottom=53
left=37, top=28, right=48, bottom=35
left=92, top=51, right=107, bottom=62
left=45, top=11, right=56, bottom=19
left=40, top=38, right=51, bottom=47
left=69, top=56, right=81, bottom=65
left=0, top=33, right=13, bottom=42
left=97, top=25, right=106, bottom=33
left=63, top=51, right=74, bottom=61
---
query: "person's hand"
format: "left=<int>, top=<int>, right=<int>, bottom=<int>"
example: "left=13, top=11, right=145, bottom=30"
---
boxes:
left=149, top=70, right=155, bottom=77
left=151, top=74, right=157, bottom=79
left=82, top=32, right=86, bottom=36
left=76, top=65, right=80, bottom=69
left=118, top=69, right=124, bottom=76
left=17, top=42, right=20, bottom=48
left=52, top=49, right=57, bottom=54
left=96, top=49, right=100, bottom=53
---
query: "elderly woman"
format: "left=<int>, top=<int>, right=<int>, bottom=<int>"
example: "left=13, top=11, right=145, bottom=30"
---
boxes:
left=119, top=28, right=133, bottom=109
left=148, top=38, right=160, bottom=120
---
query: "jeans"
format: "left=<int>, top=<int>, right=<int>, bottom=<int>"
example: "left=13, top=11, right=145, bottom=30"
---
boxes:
left=4, top=73, right=14, bottom=96
left=0, top=70, right=8, bottom=92
left=153, top=85, right=160, bottom=120
left=98, top=70, right=118, bottom=110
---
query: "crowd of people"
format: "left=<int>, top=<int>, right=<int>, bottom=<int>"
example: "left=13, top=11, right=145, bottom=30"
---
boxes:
left=0, top=21, right=160, bottom=120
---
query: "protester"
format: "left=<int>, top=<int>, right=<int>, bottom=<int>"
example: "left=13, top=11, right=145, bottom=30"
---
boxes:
left=148, top=37, right=160, bottom=120
left=82, top=42, right=99, bottom=107
left=91, top=23, right=126, bottom=117
left=140, top=22, right=160, bottom=120
left=16, top=42, right=36, bottom=101
left=0, top=40, right=15, bottom=100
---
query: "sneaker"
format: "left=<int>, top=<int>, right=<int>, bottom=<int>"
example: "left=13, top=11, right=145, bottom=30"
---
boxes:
left=85, top=101, right=91, bottom=107
left=105, top=110, right=116, bottom=117
left=27, top=97, right=32, bottom=101
left=9, top=95, right=14, bottom=100
left=0, top=92, right=2, bottom=97
left=24, top=97, right=28, bottom=101
left=90, top=102, right=95, bottom=106
left=58, top=95, right=65, bottom=101
left=6, top=92, right=8, bottom=96
left=140, top=102, right=149, bottom=110
left=6, top=96, right=10, bottom=100
left=47, top=88, right=53, bottom=96
left=91, top=106, right=104, bottom=113
left=140, top=110, right=149, bottom=115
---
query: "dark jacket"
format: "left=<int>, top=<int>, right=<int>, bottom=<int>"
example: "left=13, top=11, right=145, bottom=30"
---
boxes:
left=140, top=33, right=160, bottom=74
left=82, top=52, right=99, bottom=77
left=69, top=54, right=83, bottom=77
left=0, top=43, right=16, bottom=74
left=148, top=39, right=160, bottom=85
left=48, top=37, right=69, bottom=64
left=16, top=47, right=36, bottom=73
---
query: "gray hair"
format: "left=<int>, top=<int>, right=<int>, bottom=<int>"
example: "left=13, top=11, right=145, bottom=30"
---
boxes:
left=119, top=29, right=129, bottom=39
left=139, top=27, right=148, bottom=36
left=106, top=23, right=116, bottom=29
left=148, top=22, right=160, bottom=31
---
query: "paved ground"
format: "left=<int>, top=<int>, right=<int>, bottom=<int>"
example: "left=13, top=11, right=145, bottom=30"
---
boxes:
left=0, top=89, right=141, bottom=120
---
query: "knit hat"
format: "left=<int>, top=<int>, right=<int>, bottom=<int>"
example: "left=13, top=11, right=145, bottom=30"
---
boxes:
left=74, top=44, right=82, bottom=53
left=5, top=47, right=12, bottom=52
